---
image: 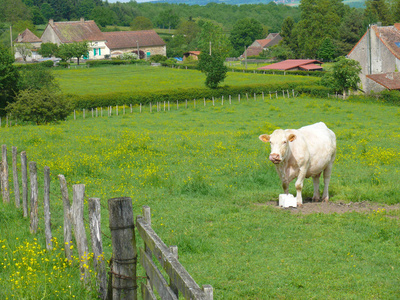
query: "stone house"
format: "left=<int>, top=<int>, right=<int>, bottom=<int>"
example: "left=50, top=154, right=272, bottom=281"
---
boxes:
left=15, top=18, right=166, bottom=61
left=243, top=33, right=282, bottom=57
left=14, top=29, right=42, bottom=62
left=348, top=23, right=400, bottom=93
left=103, top=30, right=166, bottom=58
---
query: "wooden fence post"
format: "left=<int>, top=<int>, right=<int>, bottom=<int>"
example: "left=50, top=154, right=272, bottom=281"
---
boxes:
left=89, top=198, right=107, bottom=300
left=44, top=166, right=52, bottom=250
left=21, top=151, right=28, bottom=217
left=108, top=197, right=137, bottom=300
left=71, top=184, right=90, bottom=283
left=58, top=174, right=73, bottom=261
left=12, top=146, right=20, bottom=208
left=2, top=145, right=10, bottom=203
left=169, top=245, right=179, bottom=297
left=29, top=161, right=38, bottom=234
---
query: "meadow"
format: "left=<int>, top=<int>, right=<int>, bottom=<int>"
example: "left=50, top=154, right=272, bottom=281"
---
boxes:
left=53, top=64, right=319, bottom=96
left=0, top=94, right=400, bottom=299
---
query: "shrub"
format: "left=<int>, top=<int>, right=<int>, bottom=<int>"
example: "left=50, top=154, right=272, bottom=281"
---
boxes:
left=150, top=55, right=167, bottom=63
left=58, top=62, right=70, bottom=68
left=39, top=60, right=54, bottom=68
left=6, top=89, right=73, bottom=124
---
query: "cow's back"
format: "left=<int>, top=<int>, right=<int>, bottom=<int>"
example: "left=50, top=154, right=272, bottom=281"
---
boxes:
left=298, top=122, right=336, bottom=176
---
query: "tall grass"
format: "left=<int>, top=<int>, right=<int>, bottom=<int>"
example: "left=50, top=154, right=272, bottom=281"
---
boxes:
left=53, top=64, right=319, bottom=96
left=0, top=95, right=399, bottom=298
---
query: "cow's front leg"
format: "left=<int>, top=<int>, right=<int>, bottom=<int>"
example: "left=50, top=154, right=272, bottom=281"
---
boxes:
left=295, top=171, right=307, bottom=206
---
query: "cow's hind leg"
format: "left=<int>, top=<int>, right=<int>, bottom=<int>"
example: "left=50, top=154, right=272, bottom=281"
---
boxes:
left=322, top=163, right=333, bottom=202
left=312, top=173, right=321, bottom=202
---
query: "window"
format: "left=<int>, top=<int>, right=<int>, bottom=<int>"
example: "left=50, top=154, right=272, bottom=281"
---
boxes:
left=98, top=48, right=101, bottom=56
left=94, top=48, right=97, bottom=56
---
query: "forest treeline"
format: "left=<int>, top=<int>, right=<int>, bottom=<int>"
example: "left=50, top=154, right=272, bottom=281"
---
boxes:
left=1, top=0, right=399, bottom=59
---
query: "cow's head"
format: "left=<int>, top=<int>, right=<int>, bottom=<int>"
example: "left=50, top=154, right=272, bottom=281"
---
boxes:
left=259, top=130, right=296, bottom=164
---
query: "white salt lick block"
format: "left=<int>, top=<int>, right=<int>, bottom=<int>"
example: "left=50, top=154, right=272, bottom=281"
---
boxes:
left=279, top=194, right=297, bottom=208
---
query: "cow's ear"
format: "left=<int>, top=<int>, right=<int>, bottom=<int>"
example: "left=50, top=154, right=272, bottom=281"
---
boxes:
left=259, top=134, right=270, bottom=143
left=288, top=134, right=296, bottom=142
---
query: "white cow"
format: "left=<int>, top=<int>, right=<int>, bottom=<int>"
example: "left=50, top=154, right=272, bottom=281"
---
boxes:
left=259, top=122, right=336, bottom=206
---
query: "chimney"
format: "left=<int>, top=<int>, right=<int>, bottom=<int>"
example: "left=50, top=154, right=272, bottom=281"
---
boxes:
left=80, top=17, right=85, bottom=23
left=49, top=19, right=54, bottom=26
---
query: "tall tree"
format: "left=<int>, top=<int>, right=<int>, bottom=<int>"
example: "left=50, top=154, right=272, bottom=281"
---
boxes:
left=229, top=18, right=264, bottom=57
left=156, top=9, right=180, bottom=30
left=364, top=0, right=392, bottom=26
left=280, top=16, right=299, bottom=57
left=337, top=9, right=364, bottom=56
left=130, top=16, right=153, bottom=30
left=317, top=37, right=337, bottom=61
left=0, top=44, right=19, bottom=110
left=0, top=0, right=32, bottom=24
left=198, top=52, right=228, bottom=89
left=297, top=0, right=344, bottom=58
left=197, top=21, right=231, bottom=58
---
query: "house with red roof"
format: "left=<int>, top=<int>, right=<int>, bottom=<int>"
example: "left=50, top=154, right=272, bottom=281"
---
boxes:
left=348, top=23, right=400, bottom=93
left=14, top=29, right=42, bottom=62
left=183, top=51, right=201, bottom=61
left=242, top=33, right=282, bottom=57
left=257, top=59, right=323, bottom=71
left=15, top=18, right=166, bottom=61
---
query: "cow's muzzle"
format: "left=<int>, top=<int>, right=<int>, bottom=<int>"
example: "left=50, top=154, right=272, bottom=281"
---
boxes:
left=269, top=153, right=281, bottom=164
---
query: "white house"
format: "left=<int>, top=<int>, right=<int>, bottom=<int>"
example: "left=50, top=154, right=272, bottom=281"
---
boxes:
left=348, top=23, right=400, bottom=93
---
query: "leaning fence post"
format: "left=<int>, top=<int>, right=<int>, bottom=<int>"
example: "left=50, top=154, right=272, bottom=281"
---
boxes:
left=44, top=166, right=53, bottom=250
left=12, top=146, right=20, bottom=208
left=21, top=151, right=28, bottom=217
left=71, top=184, right=90, bottom=283
left=1, top=145, right=10, bottom=203
left=169, top=245, right=179, bottom=297
left=203, top=285, right=214, bottom=300
left=109, top=197, right=138, bottom=300
left=89, top=198, right=107, bottom=300
left=58, top=174, right=73, bottom=261
left=29, top=161, right=38, bottom=234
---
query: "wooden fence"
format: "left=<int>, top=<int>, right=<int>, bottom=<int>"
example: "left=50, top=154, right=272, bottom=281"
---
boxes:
left=1, top=145, right=213, bottom=299
left=72, top=90, right=298, bottom=121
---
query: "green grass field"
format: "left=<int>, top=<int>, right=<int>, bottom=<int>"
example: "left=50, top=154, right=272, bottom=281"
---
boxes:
left=53, top=64, right=319, bottom=96
left=1, top=93, right=400, bottom=298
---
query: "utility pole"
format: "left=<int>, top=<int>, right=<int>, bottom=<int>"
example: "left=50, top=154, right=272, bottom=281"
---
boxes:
left=244, top=46, right=247, bottom=70
left=137, top=40, right=139, bottom=59
left=10, top=25, right=13, bottom=56
left=209, top=41, right=212, bottom=56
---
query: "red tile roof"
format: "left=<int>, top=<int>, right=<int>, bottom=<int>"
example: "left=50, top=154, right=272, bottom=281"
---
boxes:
left=51, top=20, right=104, bottom=43
left=366, top=72, right=400, bottom=90
left=256, top=39, right=272, bottom=48
left=103, top=30, right=165, bottom=50
left=15, top=29, right=41, bottom=43
left=258, top=59, right=323, bottom=71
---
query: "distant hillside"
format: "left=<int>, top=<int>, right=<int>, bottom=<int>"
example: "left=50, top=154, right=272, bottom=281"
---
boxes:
left=109, top=0, right=365, bottom=8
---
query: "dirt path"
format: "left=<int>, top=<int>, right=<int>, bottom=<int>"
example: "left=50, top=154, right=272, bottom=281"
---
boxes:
left=259, top=200, right=400, bottom=215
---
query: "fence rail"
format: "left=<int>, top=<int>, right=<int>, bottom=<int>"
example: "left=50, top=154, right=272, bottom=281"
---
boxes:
left=1, top=144, right=212, bottom=299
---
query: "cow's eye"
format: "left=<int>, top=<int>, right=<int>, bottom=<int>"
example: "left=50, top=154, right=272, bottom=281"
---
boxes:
left=283, top=141, right=287, bottom=144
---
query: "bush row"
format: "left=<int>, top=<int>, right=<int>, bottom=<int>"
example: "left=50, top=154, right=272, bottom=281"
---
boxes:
left=68, top=83, right=331, bottom=109
left=86, top=59, right=150, bottom=67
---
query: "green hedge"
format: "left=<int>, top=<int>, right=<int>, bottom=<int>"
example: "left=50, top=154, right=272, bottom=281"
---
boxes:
left=68, top=83, right=331, bottom=109
left=86, top=60, right=150, bottom=67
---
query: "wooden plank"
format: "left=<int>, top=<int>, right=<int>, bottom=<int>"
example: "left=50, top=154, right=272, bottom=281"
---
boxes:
left=136, top=216, right=208, bottom=300
left=140, top=248, right=178, bottom=300
left=43, top=166, right=52, bottom=250
left=12, top=146, right=20, bottom=208
left=58, top=174, right=73, bottom=261
left=141, top=282, right=157, bottom=300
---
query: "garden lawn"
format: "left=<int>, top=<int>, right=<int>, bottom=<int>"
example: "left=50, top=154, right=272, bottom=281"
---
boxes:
left=0, top=95, right=399, bottom=299
left=53, top=64, right=319, bottom=96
